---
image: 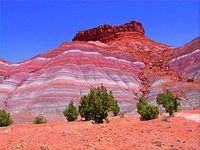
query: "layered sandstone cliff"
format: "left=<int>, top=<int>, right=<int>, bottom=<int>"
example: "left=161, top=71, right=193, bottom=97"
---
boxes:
left=168, top=37, right=200, bottom=82
left=72, top=21, right=145, bottom=43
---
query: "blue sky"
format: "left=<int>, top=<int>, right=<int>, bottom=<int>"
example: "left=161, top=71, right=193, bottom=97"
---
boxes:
left=0, top=0, right=199, bottom=63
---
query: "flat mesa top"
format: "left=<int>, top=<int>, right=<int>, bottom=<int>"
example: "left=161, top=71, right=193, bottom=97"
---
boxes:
left=72, top=20, right=145, bottom=42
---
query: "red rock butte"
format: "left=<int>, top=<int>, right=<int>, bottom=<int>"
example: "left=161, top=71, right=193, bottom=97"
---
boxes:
left=72, top=21, right=145, bottom=42
left=0, top=20, right=199, bottom=123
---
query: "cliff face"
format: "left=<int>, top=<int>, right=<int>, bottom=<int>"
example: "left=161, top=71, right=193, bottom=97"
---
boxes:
left=72, top=21, right=145, bottom=42
left=0, top=42, right=145, bottom=122
left=0, top=20, right=199, bottom=123
left=168, top=37, right=200, bottom=81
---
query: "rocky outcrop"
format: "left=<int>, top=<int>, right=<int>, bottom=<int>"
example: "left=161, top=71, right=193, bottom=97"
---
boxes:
left=72, top=21, right=145, bottom=43
left=168, top=37, right=200, bottom=82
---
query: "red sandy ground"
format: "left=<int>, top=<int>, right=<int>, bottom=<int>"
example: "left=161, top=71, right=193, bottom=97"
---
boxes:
left=0, top=110, right=200, bottom=150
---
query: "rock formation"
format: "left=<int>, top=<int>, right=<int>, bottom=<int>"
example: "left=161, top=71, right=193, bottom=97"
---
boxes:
left=168, top=37, right=200, bottom=81
left=72, top=21, right=145, bottom=42
left=0, top=20, right=199, bottom=122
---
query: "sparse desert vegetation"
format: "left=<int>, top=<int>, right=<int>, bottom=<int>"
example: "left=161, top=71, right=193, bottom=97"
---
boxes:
left=137, top=96, right=159, bottom=120
left=0, top=109, right=12, bottom=127
left=0, top=88, right=183, bottom=126
left=0, top=109, right=199, bottom=150
left=33, top=114, right=47, bottom=124
left=157, top=89, right=181, bottom=116
left=63, top=101, right=79, bottom=122
left=79, top=86, right=120, bottom=123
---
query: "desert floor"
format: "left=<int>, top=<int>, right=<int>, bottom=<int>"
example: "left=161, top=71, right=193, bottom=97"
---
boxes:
left=0, top=109, right=199, bottom=150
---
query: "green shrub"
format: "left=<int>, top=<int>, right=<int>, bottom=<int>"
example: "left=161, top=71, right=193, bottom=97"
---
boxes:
left=79, top=86, right=120, bottom=123
left=78, top=95, right=94, bottom=121
left=63, top=101, right=79, bottom=122
left=109, top=91, right=120, bottom=116
left=137, top=96, right=148, bottom=115
left=140, top=104, right=160, bottom=120
left=0, top=109, right=12, bottom=127
left=156, top=89, right=181, bottom=116
left=34, top=114, right=46, bottom=124
left=111, top=100, right=120, bottom=116
left=137, top=97, right=159, bottom=120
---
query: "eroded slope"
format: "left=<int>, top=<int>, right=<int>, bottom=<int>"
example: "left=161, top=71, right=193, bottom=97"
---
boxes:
left=0, top=21, right=199, bottom=122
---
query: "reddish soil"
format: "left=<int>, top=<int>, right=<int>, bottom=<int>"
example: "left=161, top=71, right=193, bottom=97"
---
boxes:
left=0, top=111, right=200, bottom=150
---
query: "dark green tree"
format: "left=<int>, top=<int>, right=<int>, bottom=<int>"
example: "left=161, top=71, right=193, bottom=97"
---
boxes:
left=137, top=96, right=148, bottom=115
left=63, top=101, right=79, bottom=122
left=79, top=86, right=120, bottom=123
left=137, top=97, right=159, bottom=120
left=79, top=95, right=94, bottom=121
left=111, top=100, right=120, bottom=116
left=0, top=109, right=12, bottom=127
left=33, top=114, right=46, bottom=124
left=156, top=89, right=181, bottom=116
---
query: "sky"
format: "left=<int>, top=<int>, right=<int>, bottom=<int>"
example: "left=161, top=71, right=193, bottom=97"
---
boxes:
left=0, top=0, right=199, bottom=63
